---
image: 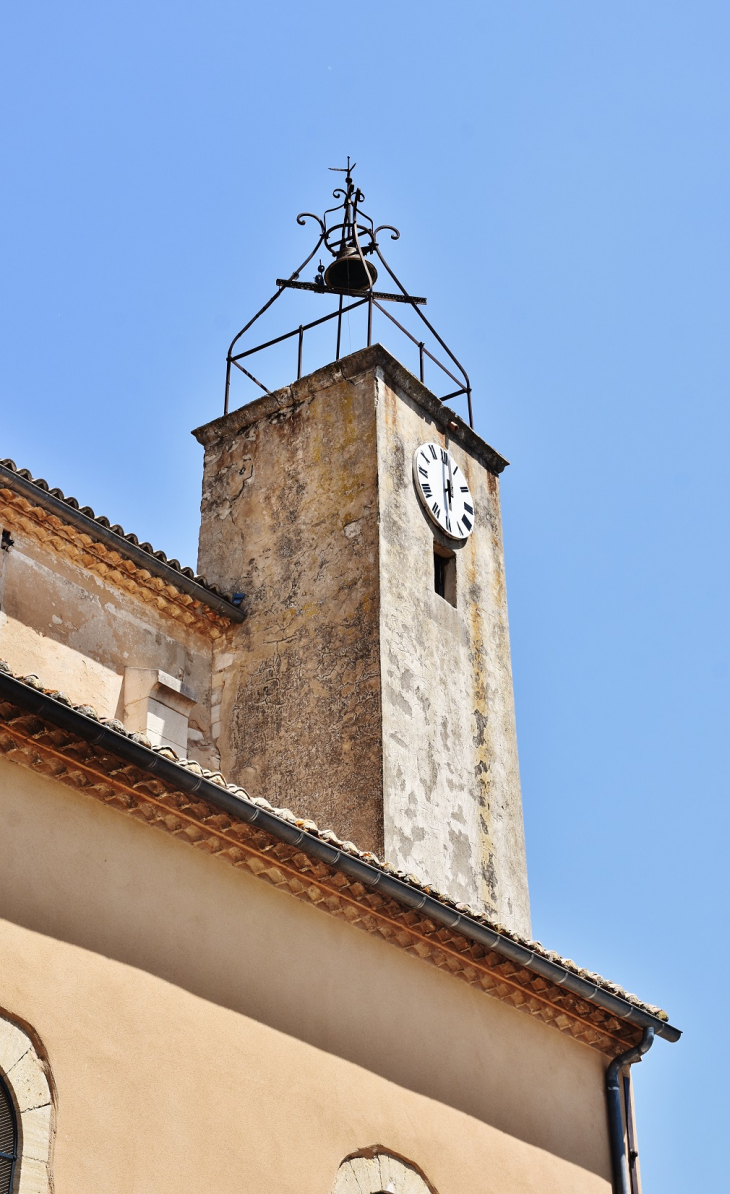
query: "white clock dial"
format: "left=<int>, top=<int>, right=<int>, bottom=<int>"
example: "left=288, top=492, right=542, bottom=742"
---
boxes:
left=412, top=442, right=475, bottom=539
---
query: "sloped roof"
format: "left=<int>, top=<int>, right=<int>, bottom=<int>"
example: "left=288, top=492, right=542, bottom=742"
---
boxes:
left=0, top=458, right=244, bottom=625
left=0, top=658, right=679, bottom=1055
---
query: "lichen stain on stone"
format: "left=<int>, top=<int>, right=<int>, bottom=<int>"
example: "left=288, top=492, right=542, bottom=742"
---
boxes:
left=195, top=354, right=529, bottom=934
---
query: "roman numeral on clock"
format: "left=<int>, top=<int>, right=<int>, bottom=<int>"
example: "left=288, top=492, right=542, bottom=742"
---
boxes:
left=422, top=483, right=432, bottom=497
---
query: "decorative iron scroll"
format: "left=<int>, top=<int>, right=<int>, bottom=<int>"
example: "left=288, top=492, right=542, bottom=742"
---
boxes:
left=224, top=160, right=473, bottom=426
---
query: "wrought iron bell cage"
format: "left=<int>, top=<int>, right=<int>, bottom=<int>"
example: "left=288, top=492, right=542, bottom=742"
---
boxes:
left=224, top=160, right=474, bottom=427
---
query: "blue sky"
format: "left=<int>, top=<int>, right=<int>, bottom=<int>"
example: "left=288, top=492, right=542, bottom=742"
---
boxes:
left=2, top=2, right=728, bottom=1188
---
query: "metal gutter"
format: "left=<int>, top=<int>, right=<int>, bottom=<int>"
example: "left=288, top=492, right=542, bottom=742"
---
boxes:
left=606, top=1027, right=655, bottom=1193
left=0, top=669, right=681, bottom=1047
left=0, top=463, right=245, bottom=623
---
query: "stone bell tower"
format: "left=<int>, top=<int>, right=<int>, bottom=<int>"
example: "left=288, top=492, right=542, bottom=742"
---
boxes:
left=193, top=168, right=530, bottom=937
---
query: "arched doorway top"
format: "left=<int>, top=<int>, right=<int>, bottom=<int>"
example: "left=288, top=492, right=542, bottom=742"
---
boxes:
left=0, top=1013, right=53, bottom=1194
left=332, top=1149, right=435, bottom=1194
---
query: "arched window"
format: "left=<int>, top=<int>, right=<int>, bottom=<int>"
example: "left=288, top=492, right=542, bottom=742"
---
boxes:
left=331, top=1150, right=435, bottom=1194
left=0, top=1014, right=53, bottom=1194
left=0, top=1071, right=18, bottom=1194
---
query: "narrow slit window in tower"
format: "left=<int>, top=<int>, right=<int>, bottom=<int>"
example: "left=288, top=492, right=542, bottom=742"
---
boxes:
left=433, top=544, right=456, bottom=607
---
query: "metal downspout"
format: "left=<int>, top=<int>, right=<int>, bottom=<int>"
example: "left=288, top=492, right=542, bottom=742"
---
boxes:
left=606, top=1026, right=655, bottom=1194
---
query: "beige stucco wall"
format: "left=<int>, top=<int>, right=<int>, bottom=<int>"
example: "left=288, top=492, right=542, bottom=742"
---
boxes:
left=0, top=527, right=217, bottom=767
left=0, top=756, right=611, bottom=1194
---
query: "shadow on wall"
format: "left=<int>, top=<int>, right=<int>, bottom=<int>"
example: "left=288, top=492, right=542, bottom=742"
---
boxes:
left=0, top=759, right=608, bottom=1180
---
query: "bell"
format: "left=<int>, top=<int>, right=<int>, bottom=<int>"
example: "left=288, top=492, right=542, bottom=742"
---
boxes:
left=324, top=246, right=378, bottom=292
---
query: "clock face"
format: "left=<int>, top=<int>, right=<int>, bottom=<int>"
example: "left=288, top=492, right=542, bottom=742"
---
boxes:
left=412, top=443, right=475, bottom=539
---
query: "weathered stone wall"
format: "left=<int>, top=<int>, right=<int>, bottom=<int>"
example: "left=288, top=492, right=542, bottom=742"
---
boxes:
left=0, top=528, right=217, bottom=768
left=375, top=368, right=530, bottom=936
left=195, top=347, right=530, bottom=933
left=195, top=364, right=384, bottom=849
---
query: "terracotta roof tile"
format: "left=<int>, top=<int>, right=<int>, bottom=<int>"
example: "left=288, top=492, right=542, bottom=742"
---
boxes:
left=0, top=457, right=225, bottom=598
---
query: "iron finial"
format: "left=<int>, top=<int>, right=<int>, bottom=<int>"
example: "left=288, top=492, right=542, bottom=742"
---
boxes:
left=222, top=164, right=473, bottom=427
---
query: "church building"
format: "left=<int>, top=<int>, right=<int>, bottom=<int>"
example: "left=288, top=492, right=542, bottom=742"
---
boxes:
left=0, top=167, right=678, bottom=1194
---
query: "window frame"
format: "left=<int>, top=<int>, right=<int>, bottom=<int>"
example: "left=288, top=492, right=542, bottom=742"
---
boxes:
left=0, top=1014, right=53, bottom=1194
left=0, top=1069, right=18, bottom=1194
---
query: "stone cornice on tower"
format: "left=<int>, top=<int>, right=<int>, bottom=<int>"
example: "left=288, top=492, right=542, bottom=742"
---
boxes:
left=194, top=343, right=509, bottom=478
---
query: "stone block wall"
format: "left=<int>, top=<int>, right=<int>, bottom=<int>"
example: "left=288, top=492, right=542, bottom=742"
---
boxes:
left=196, top=362, right=384, bottom=850
left=195, top=346, right=530, bottom=934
